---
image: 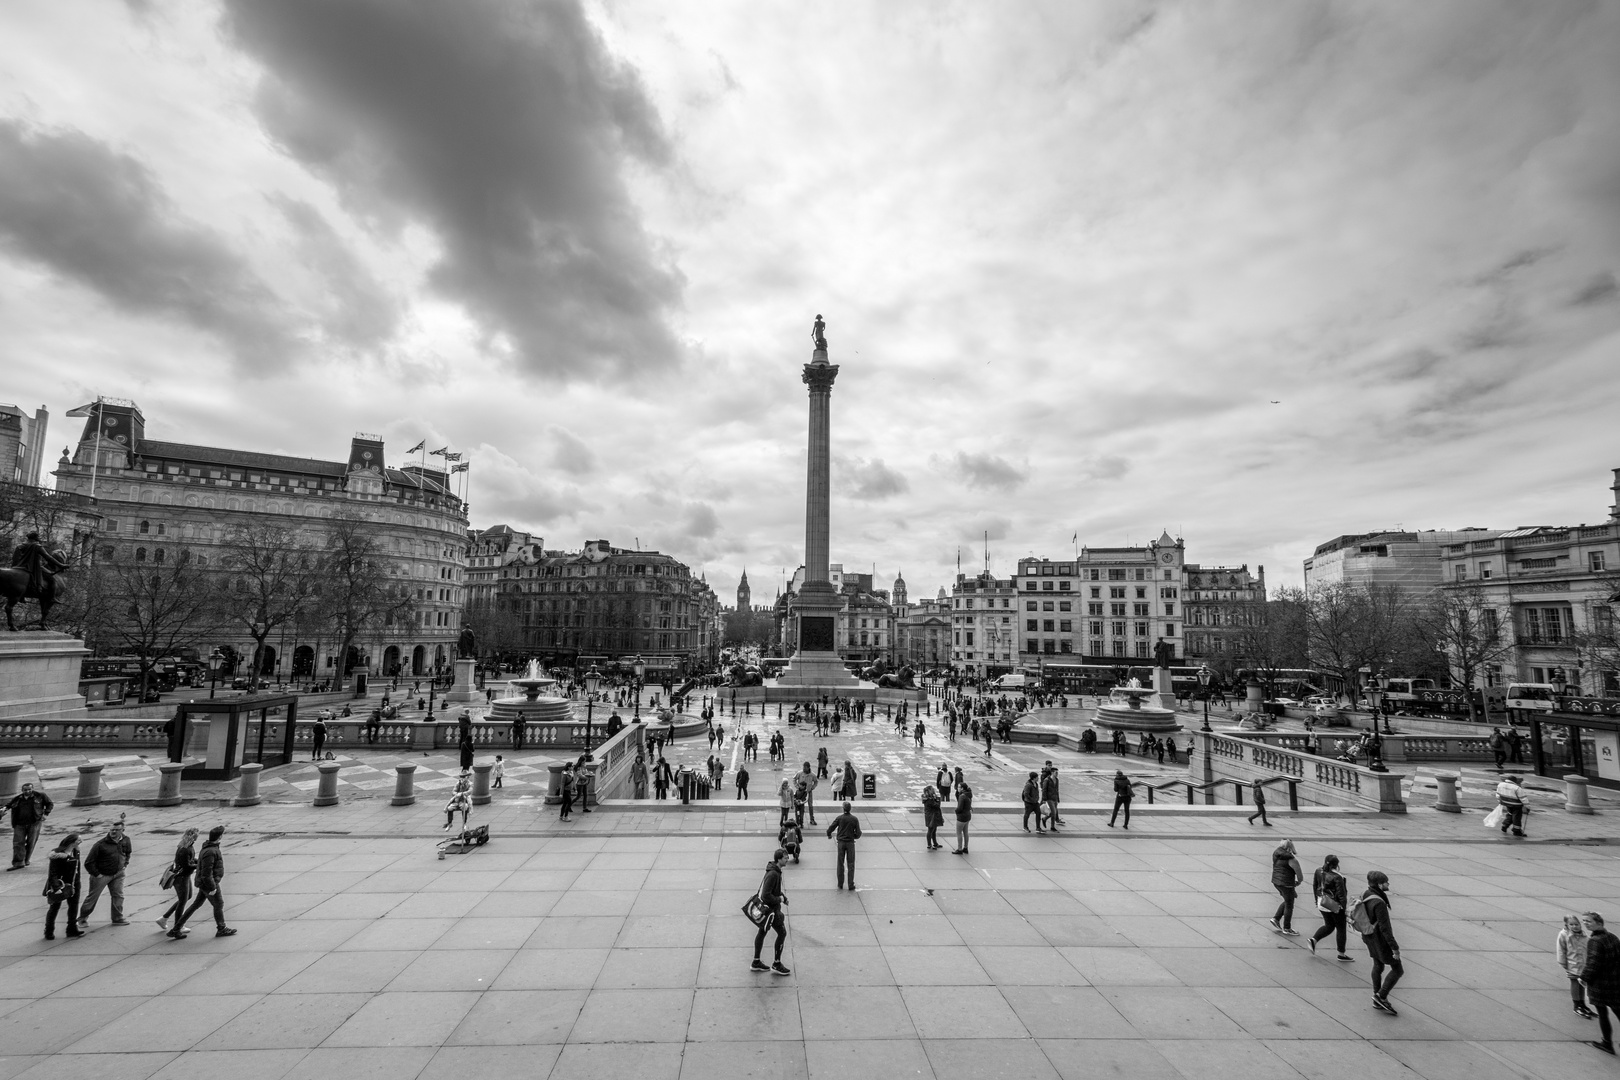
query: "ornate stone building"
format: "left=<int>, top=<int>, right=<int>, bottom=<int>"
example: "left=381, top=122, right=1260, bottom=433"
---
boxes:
left=1181, top=563, right=1267, bottom=666
left=53, top=400, right=468, bottom=679
left=774, top=563, right=896, bottom=665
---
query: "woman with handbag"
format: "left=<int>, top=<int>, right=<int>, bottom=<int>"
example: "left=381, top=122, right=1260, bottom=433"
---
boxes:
left=43, top=833, right=84, bottom=941
left=156, top=828, right=199, bottom=938
left=1308, top=853, right=1354, bottom=961
left=921, top=784, right=945, bottom=850
left=952, top=779, right=973, bottom=854
left=777, top=779, right=794, bottom=828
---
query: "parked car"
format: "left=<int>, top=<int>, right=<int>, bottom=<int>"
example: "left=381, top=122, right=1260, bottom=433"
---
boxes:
left=1304, top=695, right=1346, bottom=725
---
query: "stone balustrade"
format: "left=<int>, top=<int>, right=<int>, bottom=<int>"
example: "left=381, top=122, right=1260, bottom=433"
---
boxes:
left=0, top=715, right=617, bottom=752
left=1191, top=730, right=1406, bottom=812
left=1224, top=729, right=1497, bottom=764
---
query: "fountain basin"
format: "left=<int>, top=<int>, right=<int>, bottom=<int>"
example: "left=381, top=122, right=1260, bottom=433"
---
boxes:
left=1090, top=682, right=1182, bottom=734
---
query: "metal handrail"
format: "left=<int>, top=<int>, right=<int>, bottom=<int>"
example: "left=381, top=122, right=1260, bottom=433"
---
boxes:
left=1129, top=774, right=1299, bottom=810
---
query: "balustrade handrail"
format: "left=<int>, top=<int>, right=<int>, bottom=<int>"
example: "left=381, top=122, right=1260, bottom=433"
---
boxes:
left=1130, top=774, right=1300, bottom=810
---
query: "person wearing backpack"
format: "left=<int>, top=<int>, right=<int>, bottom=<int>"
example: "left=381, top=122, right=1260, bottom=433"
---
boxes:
left=1268, top=839, right=1303, bottom=936
left=921, top=784, right=944, bottom=850
left=1021, top=772, right=1045, bottom=833
left=1352, top=869, right=1402, bottom=1015
left=1308, top=853, right=1354, bottom=961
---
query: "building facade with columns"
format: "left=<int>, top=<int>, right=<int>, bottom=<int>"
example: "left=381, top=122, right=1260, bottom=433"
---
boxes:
left=53, top=400, right=469, bottom=679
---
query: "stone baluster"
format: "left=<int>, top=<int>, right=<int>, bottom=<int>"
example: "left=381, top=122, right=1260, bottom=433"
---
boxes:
left=312, top=760, right=342, bottom=806
left=71, top=763, right=105, bottom=806
left=154, top=761, right=186, bottom=807
left=1432, top=772, right=1461, bottom=813
left=471, top=762, right=493, bottom=806
left=0, top=760, right=23, bottom=802
left=1565, top=774, right=1595, bottom=815
left=390, top=763, right=417, bottom=806
left=235, top=762, right=264, bottom=807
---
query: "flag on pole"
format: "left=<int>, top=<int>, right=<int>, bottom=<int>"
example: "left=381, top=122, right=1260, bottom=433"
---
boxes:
left=451, top=461, right=469, bottom=473
left=1072, top=532, right=1077, bottom=544
left=65, top=402, right=98, bottom=418
left=405, top=439, right=425, bottom=454
left=429, top=447, right=448, bottom=457
left=444, top=451, right=462, bottom=462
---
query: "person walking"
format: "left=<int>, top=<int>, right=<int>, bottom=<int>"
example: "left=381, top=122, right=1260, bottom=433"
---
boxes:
left=1248, top=778, right=1271, bottom=826
left=952, top=778, right=973, bottom=854
left=1308, top=853, right=1354, bottom=961
left=1042, top=762, right=1063, bottom=828
left=492, top=755, right=504, bottom=790
left=1560, top=914, right=1598, bottom=1019
left=156, top=828, right=199, bottom=938
left=78, top=819, right=132, bottom=929
left=749, top=854, right=791, bottom=975
left=1489, top=727, right=1506, bottom=770
left=559, top=764, right=575, bottom=820
left=816, top=746, right=829, bottom=779
left=921, top=783, right=944, bottom=850
left=1582, top=912, right=1620, bottom=1053
left=1021, top=772, right=1045, bottom=833
left=1268, top=839, right=1303, bottom=936
left=4, top=780, right=54, bottom=870
left=1354, top=869, right=1401, bottom=1014
left=574, top=762, right=592, bottom=813
left=42, top=833, right=84, bottom=940
left=654, top=756, right=672, bottom=800
left=736, top=763, right=750, bottom=800
left=826, top=800, right=863, bottom=889
left=1107, top=770, right=1133, bottom=830
left=310, top=715, right=327, bottom=760
left=936, top=763, right=952, bottom=802
left=630, top=752, right=649, bottom=799
left=840, top=760, right=857, bottom=802
left=172, top=825, right=236, bottom=938
left=1496, top=773, right=1527, bottom=837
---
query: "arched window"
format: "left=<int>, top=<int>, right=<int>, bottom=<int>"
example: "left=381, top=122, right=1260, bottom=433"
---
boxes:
left=135, top=548, right=146, bottom=562
left=156, top=523, right=166, bottom=535
left=139, top=520, right=150, bottom=534
left=153, top=549, right=165, bottom=565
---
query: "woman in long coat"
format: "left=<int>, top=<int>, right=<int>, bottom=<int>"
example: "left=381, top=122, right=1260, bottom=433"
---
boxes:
left=44, top=833, right=84, bottom=940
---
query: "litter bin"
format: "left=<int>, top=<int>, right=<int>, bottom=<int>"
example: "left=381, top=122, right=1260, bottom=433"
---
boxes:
left=861, top=773, right=877, bottom=799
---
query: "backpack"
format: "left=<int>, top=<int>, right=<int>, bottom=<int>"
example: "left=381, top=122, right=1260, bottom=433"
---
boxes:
left=1348, top=893, right=1378, bottom=936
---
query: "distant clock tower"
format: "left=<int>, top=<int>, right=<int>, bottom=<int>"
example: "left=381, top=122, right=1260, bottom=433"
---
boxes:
left=737, top=568, right=751, bottom=612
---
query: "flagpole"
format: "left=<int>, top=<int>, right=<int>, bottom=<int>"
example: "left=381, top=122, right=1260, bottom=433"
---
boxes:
left=89, top=397, right=104, bottom=499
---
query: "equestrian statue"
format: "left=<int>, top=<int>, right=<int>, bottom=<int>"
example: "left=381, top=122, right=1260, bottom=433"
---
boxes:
left=2, top=531, right=68, bottom=631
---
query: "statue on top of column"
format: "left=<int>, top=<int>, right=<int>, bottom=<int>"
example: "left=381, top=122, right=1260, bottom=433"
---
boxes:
left=811, top=314, right=827, bottom=351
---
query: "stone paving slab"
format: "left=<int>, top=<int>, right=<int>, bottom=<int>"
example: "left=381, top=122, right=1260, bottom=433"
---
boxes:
left=3, top=798, right=1620, bottom=1080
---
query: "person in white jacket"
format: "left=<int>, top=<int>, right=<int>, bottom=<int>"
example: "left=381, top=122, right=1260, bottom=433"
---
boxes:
left=1496, top=774, right=1527, bottom=837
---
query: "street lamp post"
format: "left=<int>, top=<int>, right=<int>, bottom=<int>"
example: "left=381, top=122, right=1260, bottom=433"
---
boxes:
left=584, top=664, right=603, bottom=751
left=208, top=648, right=222, bottom=700
left=1197, top=664, right=1212, bottom=733
left=633, top=656, right=645, bottom=718
left=426, top=681, right=437, bottom=724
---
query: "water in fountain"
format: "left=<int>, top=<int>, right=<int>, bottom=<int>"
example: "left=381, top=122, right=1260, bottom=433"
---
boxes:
left=488, top=660, right=573, bottom=723
left=1090, top=677, right=1182, bottom=734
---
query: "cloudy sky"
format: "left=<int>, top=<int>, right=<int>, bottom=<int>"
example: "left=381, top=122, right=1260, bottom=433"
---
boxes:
left=3, top=0, right=1618, bottom=605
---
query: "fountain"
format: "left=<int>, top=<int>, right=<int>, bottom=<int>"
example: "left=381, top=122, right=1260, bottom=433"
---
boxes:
left=486, top=660, right=574, bottom=724
left=1090, top=678, right=1182, bottom=735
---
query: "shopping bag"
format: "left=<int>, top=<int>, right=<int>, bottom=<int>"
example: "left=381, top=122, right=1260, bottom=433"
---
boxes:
left=741, top=894, right=768, bottom=927
left=1483, top=804, right=1504, bottom=829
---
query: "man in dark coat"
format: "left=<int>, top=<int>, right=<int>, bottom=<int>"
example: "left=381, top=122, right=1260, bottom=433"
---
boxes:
left=78, top=820, right=131, bottom=927
left=174, top=825, right=236, bottom=937
left=826, top=800, right=863, bottom=890
left=1360, top=869, right=1402, bottom=1015
left=4, top=781, right=53, bottom=869
left=1582, top=911, right=1620, bottom=1054
left=750, top=855, right=790, bottom=975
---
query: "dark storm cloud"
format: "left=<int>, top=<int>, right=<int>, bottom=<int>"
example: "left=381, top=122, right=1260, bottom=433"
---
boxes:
left=951, top=451, right=1028, bottom=492
left=0, top=119, right=295, bottom=368
left=222, top=0, right=684, bottom=383
left=268, top=194, right=399, bottom=348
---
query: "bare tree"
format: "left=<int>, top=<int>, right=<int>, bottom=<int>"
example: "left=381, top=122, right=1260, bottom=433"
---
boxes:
left=101, top=549, right=220, bottom=699
left=213, top=522, right=319, bottom=681
left=1284, top=581, right=1412, bottom=706
left=1226, top=591, right=1310, bottom=696
left=1417, top=585, right=1516, bottom=719
left=1568, top=572, right=1620, bottom=697
left=462, top=595, right=526, bottom=661
left=313, top=513, right=417, bottom=692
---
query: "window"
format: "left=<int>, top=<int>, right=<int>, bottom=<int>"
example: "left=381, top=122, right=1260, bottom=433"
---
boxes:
left=1163, top=570, right=1173, bottom=580
left=1135, top=569, right=1146, bottom=580
left=1026, top=601, right=1038, bottom=611
left=1594, top=552, right=1608, bottom=572
left=1059, top=620, right=1072, bottom=632
left=1043, top=641, right=1056, bottom=654
left=1108, top=569, right=1125, bottom=581
left=1546, top=608, right=1563, bottom=643
left=1059, top=581, right=1071, bottom=591
left=1060, top=640, right=1073, bottom=653
left=1111, top=620, right=1125, bottom=637
left=1088, top=569, right=1100, bottom=580
left=1026, top=581, right=1038, bottom=591
left=1059, top=601, right=1071, bottom=611
left=1090, top=587, right=1101, bottom=599
left=1524, top=609, right=1542, bottom=642
left=1160, top=587, right=1178, bottom=599
left=1135, top=641, right=1149, bottom=657
left=1455, top=565, right=1467, bottom=582
left=1110, top=587, right=1125, bottom=599
left=1043, top=620, right=1055, bottom=632
left=1089, top=621, right=1102, bottom=636
left=139, top=520, right=150, bottom=534
left=1026, top=619, right=1038, bottom=631
left=966, top=599, right=974, bottom=610
left=1133, top=604, right=1149, bottom=617
left=1164, top=603, right=1175, bottom=617
left=1042, top=601, right=1054, bottom=611
left=1112, top=640, right=1126, bottom=657
left=1000, top=598, right=1010, bottom=608
left=1165, top=623, right=1176, bottom=637
left=1088, top=603, right=1102, bottom=616
left=1479, top=562, right=1492, bottom=579
left=1134, top=621, right=1148, bottom=637
left=135, top=547, right=146, bottom=562
left=1135, top=587, right=1146, bottom=599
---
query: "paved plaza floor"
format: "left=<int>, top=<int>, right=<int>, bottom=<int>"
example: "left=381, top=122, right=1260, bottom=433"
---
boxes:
left=3, top=797, right=1620, bottom=1080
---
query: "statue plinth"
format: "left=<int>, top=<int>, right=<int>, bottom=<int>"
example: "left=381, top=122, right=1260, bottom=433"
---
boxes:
left=442, top=657, right=481, bottom=704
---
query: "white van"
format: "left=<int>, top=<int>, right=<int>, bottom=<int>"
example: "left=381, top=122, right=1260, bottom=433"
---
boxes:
left=1504, top=683, right=1557, bottom=713
left=989, top=674, right=1028, bottom=691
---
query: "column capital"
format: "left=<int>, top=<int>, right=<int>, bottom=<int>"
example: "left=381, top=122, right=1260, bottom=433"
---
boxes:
left=802, top=363, right=840, bottom=393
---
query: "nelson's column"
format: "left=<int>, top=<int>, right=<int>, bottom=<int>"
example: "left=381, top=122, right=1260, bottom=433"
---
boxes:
left=778, top=315, right=858, bottom=690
